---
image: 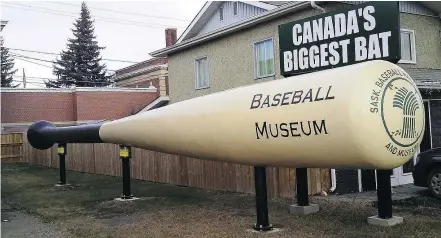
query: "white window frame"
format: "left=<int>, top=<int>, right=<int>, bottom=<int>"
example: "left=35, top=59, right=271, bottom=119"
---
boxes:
left=194, top=56, right=209, bottom=90
left=219, top=6, right=224, bottom=22
left=233, top=1, right=238, bottom=16
left=399, top=29, right=416, bottom=64
left=253, top=37, right=276, bottom=80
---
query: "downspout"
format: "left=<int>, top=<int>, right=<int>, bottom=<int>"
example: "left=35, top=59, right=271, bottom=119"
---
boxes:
left=311, top=1, right=326, bottom=13
left=329, top=169, right=337, bottom=193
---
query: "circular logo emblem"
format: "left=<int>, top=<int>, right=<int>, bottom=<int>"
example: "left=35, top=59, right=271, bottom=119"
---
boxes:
left=381, top=77, right=424, bottom=148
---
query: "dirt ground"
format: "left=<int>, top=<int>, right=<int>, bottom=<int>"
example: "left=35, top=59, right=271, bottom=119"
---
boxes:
left=2, top=163, right=440, bottom=238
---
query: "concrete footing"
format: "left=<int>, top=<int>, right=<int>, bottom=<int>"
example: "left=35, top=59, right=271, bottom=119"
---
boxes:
left=247, top=228, right=282, bottom=233
left=289, top=204, right=319, bottom=215
left=54, top=183, right=70, bottom=187
left=367, top=216, right=403, bottom=227
left=114, top=197, right=139, bottom=202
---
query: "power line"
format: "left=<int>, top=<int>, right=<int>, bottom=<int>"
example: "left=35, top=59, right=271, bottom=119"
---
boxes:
left=13, top=56, right=116, bottom=72
left=11, top=79, right=45, bottom=84
left=11, top=53, right=54, bottom=63
left=8, top=47, right=141, bottom=64
left=11, top=78, right=115, bottom=84
left=13, top=75, right=56, bottom=81
left=10, top=80, right=52, bottom=88
left=14, top=56, right=116, bottom=72
left=8, top=48, right=58, bottom=56
left=13, top=75, right=55, bottom=80
left=13, top=56, right=53, bottom=68
left=3, top=2, right=186, bottom=27
left=2, top=3, right=186, bottom=29
left=48, top=1, right=190, bottom=22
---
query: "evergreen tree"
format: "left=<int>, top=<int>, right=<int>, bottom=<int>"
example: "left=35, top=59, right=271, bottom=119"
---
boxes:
left=1, top=38, right=19, bottom=87
left=47, top=2, right=112, bottom=88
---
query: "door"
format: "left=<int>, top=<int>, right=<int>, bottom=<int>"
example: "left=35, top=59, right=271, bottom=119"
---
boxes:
left=390, top=150, right=418, bottom=186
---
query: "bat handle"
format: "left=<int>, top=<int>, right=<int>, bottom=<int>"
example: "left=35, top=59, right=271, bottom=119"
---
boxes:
left=27, top=120, right=103, bottom=150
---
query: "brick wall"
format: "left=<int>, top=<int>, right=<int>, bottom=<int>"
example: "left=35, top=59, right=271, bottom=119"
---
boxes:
left=74, top=91, right=157, bottom=120
left=1, top=88, right=159, bottom=128
left=1, top=91, right=75, bottom=123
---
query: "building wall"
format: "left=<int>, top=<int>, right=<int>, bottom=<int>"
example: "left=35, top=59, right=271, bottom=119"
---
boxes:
left=1, top=88, right=158, bottom=131
left=115, top=69, right=168, bottom=96
left=74, top=91, right=158, bottom=120
left=168, top=3, right=441, bottom=104
left=168, top=3, right=349, bottom=103
left=1, top=91, right=75, bottom=123
left=344, top=1, right=438, bottom=16
left=397, top=13, right=441, bottom=70
left=197, top=1, right=267, bottom=37
left=115, top=58, right=167, bottom=77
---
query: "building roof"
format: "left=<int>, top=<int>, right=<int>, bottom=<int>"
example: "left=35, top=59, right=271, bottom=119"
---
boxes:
left=115, top=57, right=166, bottom=75
left=175, top=1, right=278, bottom=44
left=113, top=64, right=168, bottom=82
left=151, top=1, right=310, bottom=57
left=406, top=68, right=441, bottom=89
left=151, top=1, right=441, bottom=58
left=260, top=1, right=291, bottom=6
left=420, top=1, right=441, bottom=13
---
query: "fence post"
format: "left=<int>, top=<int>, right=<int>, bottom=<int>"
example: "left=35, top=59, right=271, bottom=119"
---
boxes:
left=367, top=169, right=403, bottom=226
left=289, top=168, right=319, bottom=215
left=253, top=166, right=273, bottom=232
left=56, top=143, right=67, bottom=185
left=117, top=145, right=135, bottom=200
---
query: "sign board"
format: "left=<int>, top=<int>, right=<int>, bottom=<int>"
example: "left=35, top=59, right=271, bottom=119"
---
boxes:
left=278, top=1, right=400, bottom=76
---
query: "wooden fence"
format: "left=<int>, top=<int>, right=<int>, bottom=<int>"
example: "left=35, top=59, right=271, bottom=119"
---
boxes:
left=19, top=133, right=330, bottom=198
left=1, top=133, right=24, bottom=163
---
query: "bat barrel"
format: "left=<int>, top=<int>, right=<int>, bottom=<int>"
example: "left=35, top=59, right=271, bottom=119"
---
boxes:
left=27, top=120, right=104, bottom=150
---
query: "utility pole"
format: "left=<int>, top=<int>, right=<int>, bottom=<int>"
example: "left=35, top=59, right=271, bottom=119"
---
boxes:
left=22, top=68, right=26, bottom=88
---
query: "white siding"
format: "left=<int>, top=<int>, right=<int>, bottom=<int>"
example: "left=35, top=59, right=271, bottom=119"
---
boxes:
left=399, top=1, right=437, bottom=17
left=197, top=2, right=266, bottom=37
left=343, top=1, right=437, bottom=17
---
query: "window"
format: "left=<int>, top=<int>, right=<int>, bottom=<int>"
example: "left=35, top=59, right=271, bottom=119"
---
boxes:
left=195, top=57, right=209, bottom=89
left=219, top=7, right=224, bottom=21
left=253, top=39, right=275, bottom=79
left=233, top=2, right=238, bottom=16
left=400, top=29, right=416, bottom=63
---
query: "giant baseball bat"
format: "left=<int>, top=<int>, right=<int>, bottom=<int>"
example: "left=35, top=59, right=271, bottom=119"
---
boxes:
left=27, top=60, right=425, bottom=170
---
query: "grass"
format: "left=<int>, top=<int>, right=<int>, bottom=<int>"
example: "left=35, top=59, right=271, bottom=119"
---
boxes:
left=2, top=163, right=441, bottom=238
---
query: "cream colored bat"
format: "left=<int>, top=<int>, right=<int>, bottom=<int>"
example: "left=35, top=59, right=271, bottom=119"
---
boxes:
left=28, top=60, right=425, bottom=170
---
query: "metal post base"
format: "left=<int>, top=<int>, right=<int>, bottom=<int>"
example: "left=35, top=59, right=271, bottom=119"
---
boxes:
left=54, top=183, right=69, bottom=187
left=253, top=224, right=274, bottom=232
left=114, top=196, right=139, bottom=202
left=120, top=194, right=134, bottom=200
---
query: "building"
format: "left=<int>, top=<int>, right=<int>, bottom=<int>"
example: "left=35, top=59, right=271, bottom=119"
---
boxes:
left=113, top=28, right=178, bottom=110
left=1, top=87, right=158, bottom=133
left=150, top=1, right=441, bottom=194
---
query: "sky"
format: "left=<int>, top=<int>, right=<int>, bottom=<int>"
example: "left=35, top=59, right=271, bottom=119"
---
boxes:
left=1, top=0, right=206, bottom=88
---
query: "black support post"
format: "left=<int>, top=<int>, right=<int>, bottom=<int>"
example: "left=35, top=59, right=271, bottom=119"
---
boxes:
left=376, top=170, right=393, bottom=219
left=253, top=166, right=273, bottom=232
left=57, top=143, right=67, bottom=185
left=296, top=168, right=309, bottom=206
left=120, top=145, right=133, bottom=199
